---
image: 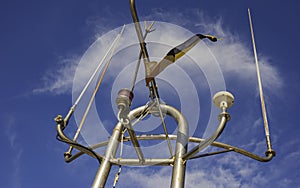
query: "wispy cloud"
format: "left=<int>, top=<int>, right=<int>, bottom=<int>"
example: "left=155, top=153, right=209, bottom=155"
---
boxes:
left=32, top=56, right=79, bottom=95
left=34, top=8, right=282, bottom=100
left=145, top=8, right=283, bottom=93
left=3, top=116, right=23, bottom=188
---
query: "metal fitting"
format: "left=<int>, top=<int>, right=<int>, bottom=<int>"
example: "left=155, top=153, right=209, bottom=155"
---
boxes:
left=116, top=89, right=134, bottom=123
left=218, top=111, right=231, bottom=121
left=116, top=88, right=134, bottom=109
left=265, top=149, right=276, bottom=157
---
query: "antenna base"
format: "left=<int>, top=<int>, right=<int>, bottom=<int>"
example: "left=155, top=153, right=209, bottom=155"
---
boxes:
left=265, top=149, right=276, bottom=157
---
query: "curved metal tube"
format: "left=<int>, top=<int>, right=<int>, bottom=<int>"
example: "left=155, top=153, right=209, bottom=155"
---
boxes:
left=182, top=114, right=228, bottom=161
left=61, top=113, right=274, bottom=164
left=134, top=135, right=275, bottom=162
left=62, top=134, right=274, bottom=164
left=56, top=122, right=104, bottom=163
left=64, top=140, right=108, bottom=163
left=91, top=104, right=188, bottom=188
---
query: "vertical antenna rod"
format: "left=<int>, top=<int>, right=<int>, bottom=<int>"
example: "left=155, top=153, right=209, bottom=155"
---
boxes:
left=64, top=25, right=126, bottom=157
left=60, top=25, right=127, bottom=128
left=248, top=8, right=275, bottom=155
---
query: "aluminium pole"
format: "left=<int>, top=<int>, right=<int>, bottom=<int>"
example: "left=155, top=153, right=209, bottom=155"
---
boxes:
left=91, top=122, right=123, bottom=188
left=166, top=105, right=189, bottom=188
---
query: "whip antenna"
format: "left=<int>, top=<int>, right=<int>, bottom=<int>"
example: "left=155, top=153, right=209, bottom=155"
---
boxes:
left=248, top=8, right=275, bottom=155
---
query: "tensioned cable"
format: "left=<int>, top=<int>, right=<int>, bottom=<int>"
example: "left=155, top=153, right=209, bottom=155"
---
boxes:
left=248, top=9, right=273, bottom=152
left=66, top=25, right=126, bottom=154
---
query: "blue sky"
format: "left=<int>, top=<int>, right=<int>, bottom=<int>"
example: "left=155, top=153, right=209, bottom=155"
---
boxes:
left=1, top=0, right=300, bottom=187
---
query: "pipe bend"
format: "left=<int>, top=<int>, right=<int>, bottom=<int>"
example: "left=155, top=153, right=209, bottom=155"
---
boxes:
left=182, top=115, right=228, bottom=161
left=129, top=0, right=139, bottom=23
left=56, top=123, right=103, bottom=163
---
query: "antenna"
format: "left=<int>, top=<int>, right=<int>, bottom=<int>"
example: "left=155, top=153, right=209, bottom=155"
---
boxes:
left=248, top=8, right=275, bottom=156
left=54, top=3, right=276, bottom=188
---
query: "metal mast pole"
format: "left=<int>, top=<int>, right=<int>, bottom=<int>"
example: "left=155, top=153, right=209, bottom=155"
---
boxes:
left=91, top=122, right=123, bottom=188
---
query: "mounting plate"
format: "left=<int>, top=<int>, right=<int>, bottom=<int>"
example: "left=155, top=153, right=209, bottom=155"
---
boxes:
left=213, top=91, right=234, bottom=109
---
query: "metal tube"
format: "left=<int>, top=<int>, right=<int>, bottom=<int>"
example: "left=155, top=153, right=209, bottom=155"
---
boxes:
left=188, top=148, right=234, bottom=160
left=129, top=104, right=189, bottom=187
left=127, top=135, right=274, bottom=162
left=110, top=158, right=173, bottom=166
left=66, top=25, right=126, bottom=157
left=129, top=0, right=159, bottom=98
left=248, top=8, right=275, bottom=156
left=131, top=21, right=155, bottom=91
left=55, top=118, right=103, bottom=162
left=164, top=105, right=189, bottom=188
left=91, top=122, right=123, bottom=188
left=129, top=0, right=150, bottom=63
left=126, top=122, right=145, bottom=162
left=182, top=115, right=228, bottom=161
left=73, top=28, right=124, bottom=109
left=63, top=132, right=274, bottom=165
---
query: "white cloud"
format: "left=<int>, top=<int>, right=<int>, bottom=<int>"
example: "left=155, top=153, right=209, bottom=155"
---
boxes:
left=145, top=8, right=283, bottom=93
left=115, top=153, right=271, bottom=188
left=35, top=8, right=282, bottom=101
left=32, top=56, right=79, bottom=95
